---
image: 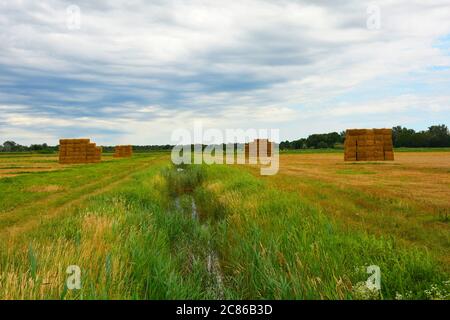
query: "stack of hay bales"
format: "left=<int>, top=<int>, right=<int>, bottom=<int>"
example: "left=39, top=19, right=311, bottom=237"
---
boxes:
left=344, top=129, right=394, bottom=161
left=114, top=145, right=133, bottom=158
left=86, top=143, right=102, bottom=163
left=59, top=139, right=102, bottom=164
left=245, top=139, right=273, bottom=158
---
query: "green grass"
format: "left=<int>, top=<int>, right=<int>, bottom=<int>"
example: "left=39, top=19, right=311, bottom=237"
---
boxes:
left=0, top=156, right=219, bottom=299
left=0, top=154, right=448, bottom=299
left=193, top=165, right=449, bottom=299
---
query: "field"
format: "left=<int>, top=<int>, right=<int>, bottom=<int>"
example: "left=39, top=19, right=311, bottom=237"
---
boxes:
left=0, top=151, right=449, bottom=299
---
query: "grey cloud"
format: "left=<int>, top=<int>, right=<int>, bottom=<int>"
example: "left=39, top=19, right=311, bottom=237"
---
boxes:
left=0, top=0, right=449, bottom=144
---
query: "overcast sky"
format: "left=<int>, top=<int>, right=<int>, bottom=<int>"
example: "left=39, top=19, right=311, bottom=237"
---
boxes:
left=1, top=0, right=450, bottom=145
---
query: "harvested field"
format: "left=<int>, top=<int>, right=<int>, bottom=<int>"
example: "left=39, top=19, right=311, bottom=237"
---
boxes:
left=0, top=154, right=62, bottom=178
left=251, top=152, right=450, bottom=266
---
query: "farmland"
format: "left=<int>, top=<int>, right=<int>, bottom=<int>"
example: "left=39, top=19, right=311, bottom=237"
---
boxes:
left=0, top=151, right=449, bottom=299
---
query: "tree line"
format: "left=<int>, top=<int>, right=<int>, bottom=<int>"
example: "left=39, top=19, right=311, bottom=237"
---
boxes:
left=1, top=124, right=449, bottom=152
left=280, top=124, right=450, bottom=150
left=0, top=141, right=173, bottom=153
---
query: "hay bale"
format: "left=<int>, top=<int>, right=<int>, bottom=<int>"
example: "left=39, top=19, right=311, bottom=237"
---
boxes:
left=58, top=138, right=101, bottom=164
left=346, top=146, right=357, bottom=153
left=384, top=151, right=394, bottom=161
left=114, top=145, right=132, bottom=158
left=344, top=128, right=395, bottom=161
left=345, top=136, right=357, bottom=147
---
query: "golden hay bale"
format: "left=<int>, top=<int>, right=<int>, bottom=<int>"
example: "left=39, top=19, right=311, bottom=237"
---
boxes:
left=356, top=140, right=366, bottom=147
left=343, top=128, right=395, bottom=161
left=356, top=135, right=366, bottom=140
left=385, top=151, right=394, bottom=160
left=354, top=129, right=369, bottom=135
left=373, top=128, right=392, bottom=135
left=345, top=137, right=357, bottom=147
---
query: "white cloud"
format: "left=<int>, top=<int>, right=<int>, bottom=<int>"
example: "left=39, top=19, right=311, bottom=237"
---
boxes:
left=0, top=0, right=449, bottom=144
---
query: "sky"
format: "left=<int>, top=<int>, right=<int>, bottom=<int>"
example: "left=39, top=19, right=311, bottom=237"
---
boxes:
left=1, top=0, right=450, bottom=145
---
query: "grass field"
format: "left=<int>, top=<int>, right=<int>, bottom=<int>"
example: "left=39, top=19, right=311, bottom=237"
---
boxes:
left=0, top=151, right=448, bottom=299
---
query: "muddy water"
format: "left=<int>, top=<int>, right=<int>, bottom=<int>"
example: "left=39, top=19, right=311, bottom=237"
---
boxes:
left=174, top=195, right=224, bottom=298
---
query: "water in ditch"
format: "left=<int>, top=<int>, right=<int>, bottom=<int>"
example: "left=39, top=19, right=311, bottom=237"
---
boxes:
left=174, top=194, right=224, bottom=298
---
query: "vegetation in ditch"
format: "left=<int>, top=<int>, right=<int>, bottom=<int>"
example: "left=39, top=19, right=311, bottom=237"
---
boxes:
left=195, top=164, right=449, bottom=299
left=0, top=162, right=215, bottom=299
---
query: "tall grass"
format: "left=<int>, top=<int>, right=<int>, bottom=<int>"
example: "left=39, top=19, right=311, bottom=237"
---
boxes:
left=0, top=160, right=448, bottom=299
left=194, top=165, right=449, bottom=299
left=0, top=164, right=213, bottom=299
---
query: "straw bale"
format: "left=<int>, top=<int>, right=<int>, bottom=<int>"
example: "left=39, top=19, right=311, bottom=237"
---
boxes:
left=384, top=151, right=394, bottom=161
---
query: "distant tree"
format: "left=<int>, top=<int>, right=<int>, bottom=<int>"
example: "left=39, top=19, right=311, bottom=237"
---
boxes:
left=427, top=125, right=450, bottom=147
left=392, top=124, right=450, bottom=148
left=292, top=138, right=306, bottom=149
left=326, top=132, right=342, bottom=147
left=317, top=141, right=328, bottom=149
left=306, top=132, right=341, bottom=148
left=306, top=134, right=322, bottom=148
left=392, top=126, right=402, bottom=146
left=392, top=126, right=416, bottom=147
left=3, top=141, right=19, bottom=152
left=279, top=140, right=291, bottom=150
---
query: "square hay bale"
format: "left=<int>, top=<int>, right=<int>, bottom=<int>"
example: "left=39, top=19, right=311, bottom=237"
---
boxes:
left=59, top=138, right=101, bottom=164
left=384, top=151, right=394, bottom=161
left=244, top=139, right=273, bottom=160
left=345, top=136, right=357, bottom=147
left=114, top=145, right=132, bottom=158
left=346, top=146, right=357, bottom=153
left=357, top=139, right=367, bottom=147
left=345, top=128, right=394, bottom=161
left=345, top=155, right=357, bottom=161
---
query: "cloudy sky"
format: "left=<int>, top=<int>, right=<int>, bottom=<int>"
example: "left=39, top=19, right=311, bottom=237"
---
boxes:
left=1, top=0, right=450, bottom=145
